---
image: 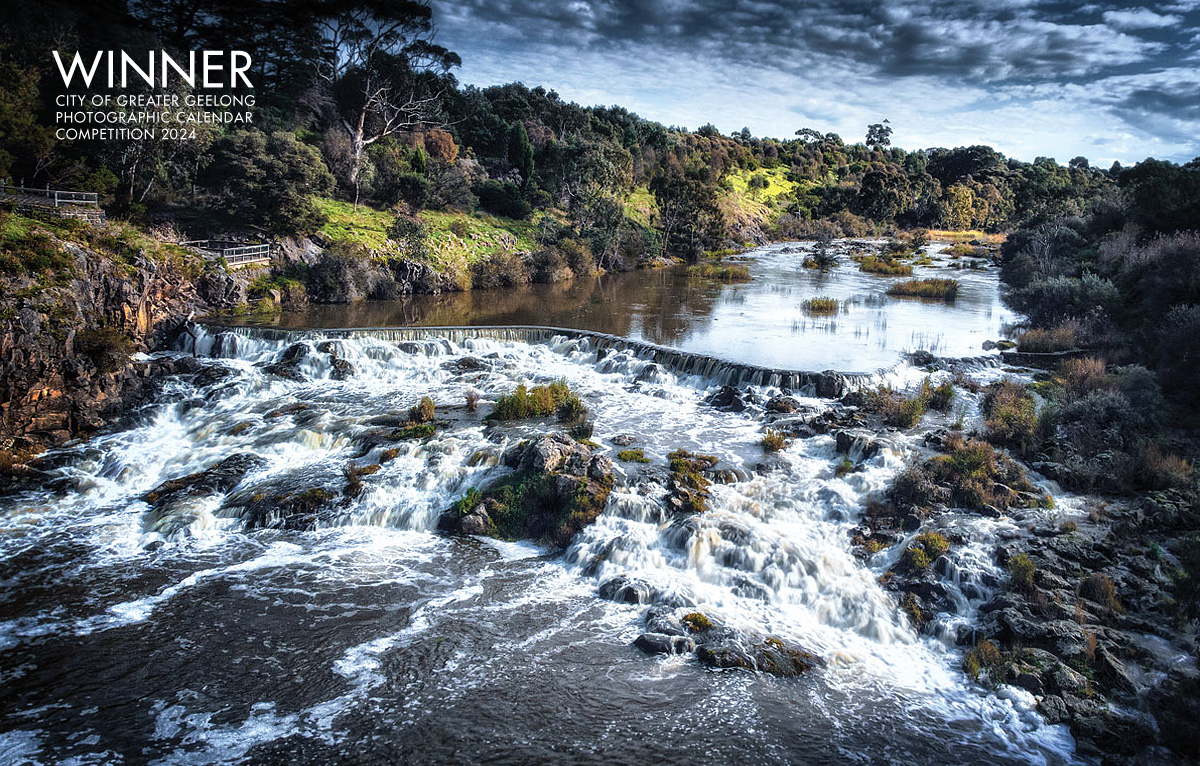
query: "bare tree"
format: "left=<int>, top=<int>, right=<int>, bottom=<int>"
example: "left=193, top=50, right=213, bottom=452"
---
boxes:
left=313, top=0, right=459, bottom=205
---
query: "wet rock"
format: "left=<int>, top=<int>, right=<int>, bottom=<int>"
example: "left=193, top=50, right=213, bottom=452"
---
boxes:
left=634, top=632, right=695, bottom=655
left=262, top=343, right=310, bottom=381
left=695, top=634, right=821, bottom=677
left=645, top=606, right=688, bottom=637
left=609, top=434, right=638, bottom=447
left=226, top=484, right=340, bottom=530
left=442, top=356, right=489, bottom=374
left=765, top=395, right=800, bottom=414
left=907, top=350, right=936, bottom=367
left=442, top=434, right=614, bottom=547
left=834, top=428, right=881, bottom=461
left=705, top=385, right=745, bottom=412
left=141, top=453, right=267, bottom=510
left=599, top=575, right=657, bottom=605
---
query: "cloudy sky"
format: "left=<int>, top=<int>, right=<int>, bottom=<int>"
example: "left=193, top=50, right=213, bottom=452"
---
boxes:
left=430, top=1, right=1200, bottom=165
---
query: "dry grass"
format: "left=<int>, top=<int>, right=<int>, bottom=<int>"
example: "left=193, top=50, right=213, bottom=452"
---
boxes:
left=1016, top=323, right=1077, bottom=353
left=801, top=296, right=839, bottom=315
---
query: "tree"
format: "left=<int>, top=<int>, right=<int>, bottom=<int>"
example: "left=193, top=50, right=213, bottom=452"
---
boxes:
left=507, top=122, right=535, bottom=186
left=651, top=165, right=724, bottom=261
left=866, top=121, right=892, bottom=149
left=198, top=130, right=334, bottom=235
left=315, top=0, right=460, bottom=205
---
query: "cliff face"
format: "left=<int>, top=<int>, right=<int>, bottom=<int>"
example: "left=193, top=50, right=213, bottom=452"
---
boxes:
left=0, top=238, right=245, bottom=453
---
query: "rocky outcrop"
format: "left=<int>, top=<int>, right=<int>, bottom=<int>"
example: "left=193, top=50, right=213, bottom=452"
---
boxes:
left=0, top=237, right=245, bottom=453
left=303, top=250, right=456, bottom=303
left=438, top=433, right=615, bottom=547
left=966, top=504, right=1197, bottom=762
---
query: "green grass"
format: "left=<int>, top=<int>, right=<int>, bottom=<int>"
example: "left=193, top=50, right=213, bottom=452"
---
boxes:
left=725, top=166, right=797, bottom=201
left=314, top=197, right=395, bottom=250
left=617, top=448, right=650, bottom=463
left=419, top=209, right=538, bottom=265
left=625, top=186, right=658, bottom=228
left=886, top=278, right=959, bottom=301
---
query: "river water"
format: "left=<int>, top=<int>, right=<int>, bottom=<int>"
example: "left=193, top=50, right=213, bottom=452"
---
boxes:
left=253, top=243, right=1018, bottom=373
left=0, top=244, right=1078, bottom=765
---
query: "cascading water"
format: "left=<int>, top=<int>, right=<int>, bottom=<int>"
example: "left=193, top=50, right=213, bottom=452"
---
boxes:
left=0, top=325, right=1078, bottom=765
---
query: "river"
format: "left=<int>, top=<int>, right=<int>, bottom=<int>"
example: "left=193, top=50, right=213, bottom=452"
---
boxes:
left=0, top=243, right=1079, bottom=765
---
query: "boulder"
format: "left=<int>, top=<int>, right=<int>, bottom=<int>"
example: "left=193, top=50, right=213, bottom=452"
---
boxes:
left=634, top=633, right=695, bottom=655
left=705, top=385, right=746, bottom=412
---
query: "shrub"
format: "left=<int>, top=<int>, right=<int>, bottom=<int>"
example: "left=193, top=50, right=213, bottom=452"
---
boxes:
left=865, top=385, right=929, bottom=429
left=393, top=423, right=436, bottom=440
left=476, top=179, right=532, bottom=219
left=761, top=429, right=787, bottom=452
left=1138, top=444, right=1194, bottom=489
left=470, top=251, right=531, bottom=289
left=489, top=381, right=583, bottom=422
left=1058, top=389, right=1150, bottom=454
left=982, top=380, right=1038, bottom=454
left=75, top=326, right=135, bottom=373
left=389, top=215, right=430, bottom=260
left=903, top=546, right=931, bottom=571
left=450, top=486, right=484, bottom=516
left=886, top=278, right=959, bottom=301
left=1059, top=357, right=1109, bottom=398
left=1079, top=573, right=1122, bottom=613
left=915, top=531, right=950, bottom=559
left=409, top=396, right=435, bottom=423
left=465, top=390, right=480, bottom=412
left=922, top=378, right=955, bottom=411
left=963, top=640, right=1003, bottom=680
left=617, top=449, right=650, bottom=463
left=1016, top=324, right=1077, bottom=353
left=926, top=433, right=1042, bottom=511
left=802, top=296, right=839, bottom=315
left=1008, top=553, right=1036, bottom=593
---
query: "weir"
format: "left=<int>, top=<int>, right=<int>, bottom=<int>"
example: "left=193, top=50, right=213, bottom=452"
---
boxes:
left=196, top=322, right=881, bottom=397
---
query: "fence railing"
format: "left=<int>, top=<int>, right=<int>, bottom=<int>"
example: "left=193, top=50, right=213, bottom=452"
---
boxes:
left=1, top=179, right=99, bottom=207
left=182, top=240, right=272, bottom=267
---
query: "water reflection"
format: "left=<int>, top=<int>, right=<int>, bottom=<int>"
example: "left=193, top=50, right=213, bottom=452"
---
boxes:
left=253, top=242, right=1016, bottom=373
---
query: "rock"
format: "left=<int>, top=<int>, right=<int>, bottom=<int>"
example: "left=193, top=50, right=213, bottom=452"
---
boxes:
left=695, top=634, right=821, bottom=677
left=765, top=395, right=800, bottom=414
left=634, top=632, right=695, bottom=655
left=456, top=507, right=492, bottom=536
left=443, top=434, right=615, bottom=547
left=609, top=434, right=637, bottom=447
left=1038, top=695, right=1069, bottom=724
left=599, top=576, right=657, bottom=605
left=645, top=606, right=688, bottom=637
left=834, top=428, right=881, bottom=460
left=907, top=350, right=936, bottom=367
left=705, top=385, right=745, bottom=412
left=1048, top=663, right=1089, bottom=695
left=441, top=356, right=489, bottom=374
left=1015, top=671, right=1045, bottom=696
left=141, top=453, right=267, bottom=510
left=1094, top=646, right=1137, bottom=695
left=982, top=340, right=997, bottom=351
